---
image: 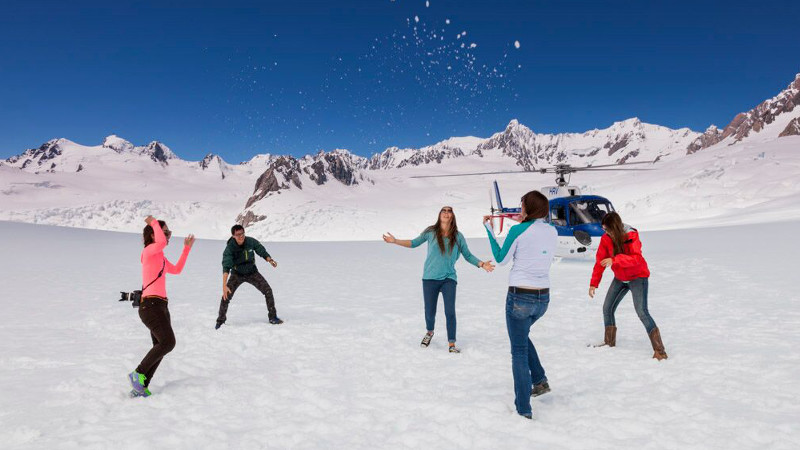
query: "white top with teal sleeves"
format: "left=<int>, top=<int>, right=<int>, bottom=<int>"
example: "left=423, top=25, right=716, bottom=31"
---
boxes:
left=485, top=220, right=557, bottom=288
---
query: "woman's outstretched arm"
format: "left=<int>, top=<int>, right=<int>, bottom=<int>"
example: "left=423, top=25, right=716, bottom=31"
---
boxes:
left=383, top=231, right=426, bottom=248
left=457, top=233, right=495, bottom=272
left=166, top=235, right=195, bottom=274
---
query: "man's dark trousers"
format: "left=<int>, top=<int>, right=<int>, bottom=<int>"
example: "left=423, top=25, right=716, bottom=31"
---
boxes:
left=217, top=271, right=277, bottom=325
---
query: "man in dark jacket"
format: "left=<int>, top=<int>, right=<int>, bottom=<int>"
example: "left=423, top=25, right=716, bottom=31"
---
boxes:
left=215, top=224, right=283, bottom=329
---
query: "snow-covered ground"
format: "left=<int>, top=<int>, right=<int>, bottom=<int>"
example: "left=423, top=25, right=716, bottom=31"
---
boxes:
left=1, top=220, right=798, bottom=449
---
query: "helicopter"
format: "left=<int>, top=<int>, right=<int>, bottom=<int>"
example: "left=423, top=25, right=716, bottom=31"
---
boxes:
left=412, top=162, right=654, bottom=257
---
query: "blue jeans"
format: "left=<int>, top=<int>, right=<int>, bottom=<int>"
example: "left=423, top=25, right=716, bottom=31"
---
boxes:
left=603, top=277, right=656, bottom=334
left=505, top=290, right=549, bottom=416
left=422, top=279, right=457, bottom=343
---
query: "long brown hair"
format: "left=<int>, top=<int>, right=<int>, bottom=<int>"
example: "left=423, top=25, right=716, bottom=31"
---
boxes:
left=601, top=212, right=626, bottom=255
left=143, top=220, right=167, bottom=248
left=520, top=191, right=549, bottom=222
left=425, top=207, right=458, bottom=254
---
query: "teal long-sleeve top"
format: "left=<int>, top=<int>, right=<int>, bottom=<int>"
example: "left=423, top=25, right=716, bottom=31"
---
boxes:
left=411, top=230, right=481, bottom=281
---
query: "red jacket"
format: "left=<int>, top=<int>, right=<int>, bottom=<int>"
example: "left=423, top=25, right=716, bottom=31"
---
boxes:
left=590, top=229, right=650, bottom=287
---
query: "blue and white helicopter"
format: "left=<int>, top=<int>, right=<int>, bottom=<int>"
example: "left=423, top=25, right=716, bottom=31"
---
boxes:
left=415, top=162, right=653, bottom=258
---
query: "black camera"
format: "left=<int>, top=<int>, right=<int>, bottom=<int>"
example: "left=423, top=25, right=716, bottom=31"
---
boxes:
left=120, top=290, right=142, bottom=308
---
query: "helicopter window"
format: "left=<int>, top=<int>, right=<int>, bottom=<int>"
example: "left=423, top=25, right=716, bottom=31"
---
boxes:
left=550, top=206, right=567, bottom=226
left=568, top=200, right=614, bottom=225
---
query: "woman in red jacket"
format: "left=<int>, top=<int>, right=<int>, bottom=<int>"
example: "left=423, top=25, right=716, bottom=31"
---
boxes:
left=589, top=212, right=667, bottom=360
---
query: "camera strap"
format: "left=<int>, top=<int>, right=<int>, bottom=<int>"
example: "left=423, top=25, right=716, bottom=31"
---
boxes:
left=141, top=259, right=166, bottom=293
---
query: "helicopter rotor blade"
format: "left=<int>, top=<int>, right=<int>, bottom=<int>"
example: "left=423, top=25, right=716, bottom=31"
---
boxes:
left=575, top=160, right=657, bottom=169
left=560, top=167, right=655, bottom=171
left=410, top=170, right=532, bottom=179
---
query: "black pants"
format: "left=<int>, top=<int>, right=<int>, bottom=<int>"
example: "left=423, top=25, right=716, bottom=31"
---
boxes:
left=136, top=297, right=175, bottom=386
left=216, top=270, right=278, bottom=324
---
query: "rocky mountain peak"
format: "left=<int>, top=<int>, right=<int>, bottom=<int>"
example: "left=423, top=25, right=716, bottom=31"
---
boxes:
left=612, top=117, right=642, bottom=129
left=102, top=135, right=134, bottom=153
left=236, top=150, right=372, bottom=227
left=139, top=141, right=176, bottom=164
left=200, top=153, right=221, bottom=167
left=199, top=153, right=229, bottom=179
left=3, top=139, right=66, bottom=170
left=687, top=73, right=800, bottom=153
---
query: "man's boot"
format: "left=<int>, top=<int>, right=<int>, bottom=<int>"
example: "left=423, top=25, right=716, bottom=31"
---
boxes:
left=648, top=327, right=668, bottom=360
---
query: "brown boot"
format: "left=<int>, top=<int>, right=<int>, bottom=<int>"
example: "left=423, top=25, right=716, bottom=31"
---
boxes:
left=606, top=326, right=617, bottom=347
left=594, top=326, right=616, bottom=347
left=648, top=327, right=668, bottom=360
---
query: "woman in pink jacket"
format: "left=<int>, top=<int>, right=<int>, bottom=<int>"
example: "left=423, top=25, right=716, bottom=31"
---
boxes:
left=129, top=216, right=194, bottom=397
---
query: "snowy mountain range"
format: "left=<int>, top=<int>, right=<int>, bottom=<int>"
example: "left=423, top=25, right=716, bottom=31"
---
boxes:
left=687, top=73, right=800, bottom=152
left=2, top=73, right=799, bottom=240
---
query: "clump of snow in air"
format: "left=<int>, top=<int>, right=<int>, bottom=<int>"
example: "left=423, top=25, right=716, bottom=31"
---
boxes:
left=514, top=40, right=520, bottom=49
left=315, top=0, right=524, bottom=143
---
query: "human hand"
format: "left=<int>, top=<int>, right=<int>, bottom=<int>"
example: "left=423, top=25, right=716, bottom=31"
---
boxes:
left=267, top=258, right=278, bottom=268
left=144, top=215, right=155, bottom=224
left=184, top=234, right=195, bottom=247
left=222, top=286, right=232, bottom=300
left=382, top=232, right=396, bottom=244
left=600, top=258, right=613, bottom=268
left=480, top=261, right=495, bottom=272
left=589, top=286, right=596, bottom=298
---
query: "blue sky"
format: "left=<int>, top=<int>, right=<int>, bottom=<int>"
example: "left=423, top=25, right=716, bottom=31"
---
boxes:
left=1, top=0, right=798, bottom=162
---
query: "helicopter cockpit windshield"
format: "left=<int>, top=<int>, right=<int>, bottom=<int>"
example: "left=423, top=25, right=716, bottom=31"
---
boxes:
left=568, top=199, right=615, bottom=225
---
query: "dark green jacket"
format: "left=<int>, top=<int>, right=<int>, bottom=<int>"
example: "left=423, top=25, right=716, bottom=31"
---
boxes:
left=222, top=236, right=271, bottom=275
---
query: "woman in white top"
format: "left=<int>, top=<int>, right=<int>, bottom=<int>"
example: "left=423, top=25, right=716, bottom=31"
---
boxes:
left=484, top=190, right=557, bottom=420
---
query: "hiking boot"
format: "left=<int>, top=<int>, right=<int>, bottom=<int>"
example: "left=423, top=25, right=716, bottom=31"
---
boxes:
left=128, top=371, right=147, bottom=397
left=215, top=321, right=224, bottom=330
left=531, top=381, right=550, bottom=397
left=269, top=317, right=284, bottom=325
left=420, top=332, right=433, bottom=348
left=520, top=413, right=532, bottom=420
left=448, top=345, right=461, bottom=353
left=129, top=387, right=152, bottom=398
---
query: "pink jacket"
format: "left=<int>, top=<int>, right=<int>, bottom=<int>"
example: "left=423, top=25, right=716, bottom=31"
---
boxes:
left=141, top=218, right=191, bottom=299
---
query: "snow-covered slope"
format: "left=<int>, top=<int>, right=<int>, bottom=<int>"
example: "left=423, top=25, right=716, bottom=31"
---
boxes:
left=234, top=135, right=800, bottom=241
left=2, top=132, right=798, bottom=241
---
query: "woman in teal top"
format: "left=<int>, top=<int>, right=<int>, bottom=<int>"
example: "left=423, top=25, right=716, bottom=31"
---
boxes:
left=383, top=206, right=495, bottom=353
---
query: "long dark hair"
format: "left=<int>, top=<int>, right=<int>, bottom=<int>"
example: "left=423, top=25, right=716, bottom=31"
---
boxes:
left=143, top=220, right=167, bottom=248
left=425, top=207, right=458, bottom=254
left=602, top=212, right=626, bottom=255
left=521, top=191, right=549, bottom=222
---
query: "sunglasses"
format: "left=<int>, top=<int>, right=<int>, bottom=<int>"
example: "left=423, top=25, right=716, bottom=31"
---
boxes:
left=164, top=229, right=172, bottom=238
left=234, top=232, right=245, bottom=238
left=441, top=208, right=453, bottom=213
